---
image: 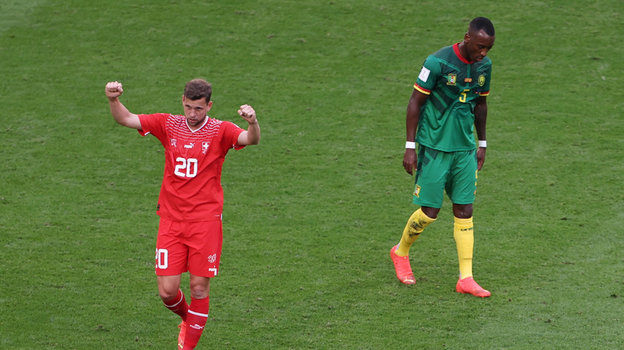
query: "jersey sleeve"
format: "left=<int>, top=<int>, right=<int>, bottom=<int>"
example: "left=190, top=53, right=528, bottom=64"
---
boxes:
left=480, top=64, right=492, bottom=96
left=414, top=55, right=441, bottom=95
left=220, top=121, right=246, bottom=151
left=137, top=113, right=168, bottom=139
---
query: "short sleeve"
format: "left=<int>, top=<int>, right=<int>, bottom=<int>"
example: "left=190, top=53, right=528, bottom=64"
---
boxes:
left=414, top=55, right=441, bottom=95
left=138, top=113, right=168, bottom=139
left=220, top=121, right=245, bottom=150
left=480, top=64, right=492, bottom=96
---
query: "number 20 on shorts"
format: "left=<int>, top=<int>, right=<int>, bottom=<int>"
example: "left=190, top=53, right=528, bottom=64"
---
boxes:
left=155, top=248, right=168, bottom=269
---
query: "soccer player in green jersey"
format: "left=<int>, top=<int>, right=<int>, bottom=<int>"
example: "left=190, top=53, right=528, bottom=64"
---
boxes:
left=390, top=17, right=495, bottom=297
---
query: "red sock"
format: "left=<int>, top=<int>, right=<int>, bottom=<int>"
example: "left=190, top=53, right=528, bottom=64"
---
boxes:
left=183, top=296, right=210, bottom=350
left=163, top=289, right=188, bottom=321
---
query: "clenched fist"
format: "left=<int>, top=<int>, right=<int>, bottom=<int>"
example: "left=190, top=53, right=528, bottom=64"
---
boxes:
left=105, top=81, right=124, bottom=100
left=237, top=104, right=257, bottom=124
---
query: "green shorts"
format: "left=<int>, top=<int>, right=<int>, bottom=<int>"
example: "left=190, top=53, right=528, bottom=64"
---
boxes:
left=412, top=145, right=478, bottom=208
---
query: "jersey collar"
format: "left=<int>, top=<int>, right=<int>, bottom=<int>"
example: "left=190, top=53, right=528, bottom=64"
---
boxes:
left=453, top=43, right=474, bottom=64
left=186, top=116, right=209, bottom=133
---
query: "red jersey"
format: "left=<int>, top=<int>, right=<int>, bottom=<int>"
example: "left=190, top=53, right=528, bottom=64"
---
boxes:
left=138, top=113, right=245, bottom=222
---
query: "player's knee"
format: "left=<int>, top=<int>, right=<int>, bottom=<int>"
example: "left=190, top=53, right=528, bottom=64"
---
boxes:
left=158, top=288, right=179, bottom=303
left=421, top=206, right=440, bottom=219
left=157, top=282, right=180, bottom=302
left=189, top=277, right=210, bottom=299
left=453, top=204, right=473, bottom=218
left=189, top=286, right=209, bottom=299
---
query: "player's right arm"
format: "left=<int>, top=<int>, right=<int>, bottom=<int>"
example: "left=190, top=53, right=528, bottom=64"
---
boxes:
left=404, top=56, right=437, bottom=175
left=105, top=81, right=142, bottom=130
left=403, top=90, right=428, bottom=175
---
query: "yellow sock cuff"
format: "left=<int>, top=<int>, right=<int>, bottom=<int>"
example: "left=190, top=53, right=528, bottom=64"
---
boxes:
left=419, top=209, right=436, bottom=222
left=454, top=216, right=473, bottom=228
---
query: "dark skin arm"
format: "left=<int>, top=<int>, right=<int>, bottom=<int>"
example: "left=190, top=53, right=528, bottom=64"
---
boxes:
left=403, top=89, right=429, bottom=175
left=474, top=95, right=487, bottom=170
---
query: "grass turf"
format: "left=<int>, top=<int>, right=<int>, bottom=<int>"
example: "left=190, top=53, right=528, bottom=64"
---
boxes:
left=1, top=0, right=623, bottom=348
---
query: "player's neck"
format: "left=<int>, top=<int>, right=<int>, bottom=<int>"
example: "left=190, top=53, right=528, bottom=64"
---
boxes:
left=455, top=42, right=473, bottom=64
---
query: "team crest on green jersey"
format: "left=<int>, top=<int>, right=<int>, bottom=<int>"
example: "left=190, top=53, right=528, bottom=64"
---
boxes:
left=478, top=75, right=486, bottom=86
left=446, top=74, right=457, bottom=86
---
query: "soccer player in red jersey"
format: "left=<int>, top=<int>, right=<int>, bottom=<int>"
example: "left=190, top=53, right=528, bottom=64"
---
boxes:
left=105, top=79, right=260, bottom=349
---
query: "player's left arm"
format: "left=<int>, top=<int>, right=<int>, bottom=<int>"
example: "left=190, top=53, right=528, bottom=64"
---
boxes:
left=237, top=104, right=261, bottom=145
left=474, top=96, right=487, bottom=170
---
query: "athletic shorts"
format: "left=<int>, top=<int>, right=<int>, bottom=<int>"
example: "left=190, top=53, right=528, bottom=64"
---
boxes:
left=154, top=217, right=223, bottom=278
left=412, top=145, right=478, bottom=208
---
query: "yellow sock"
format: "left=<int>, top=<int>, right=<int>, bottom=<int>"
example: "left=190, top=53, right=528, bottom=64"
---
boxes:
left=454, top=216, right=474, bottom=279
left=396, top=209, right=436, bottom=256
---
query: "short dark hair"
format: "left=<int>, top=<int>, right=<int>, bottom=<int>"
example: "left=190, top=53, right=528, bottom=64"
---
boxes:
left=469, top=17, right=495, bottom=36
left=184, top=78, right=212, bottom=102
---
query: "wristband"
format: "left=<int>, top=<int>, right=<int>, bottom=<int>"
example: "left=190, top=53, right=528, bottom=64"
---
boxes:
left=405, top=141, right=416, bottom=149
left=478, top=140, right=487, bottom=148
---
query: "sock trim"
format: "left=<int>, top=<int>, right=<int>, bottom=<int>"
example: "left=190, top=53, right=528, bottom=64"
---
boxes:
left=454, top=216, right=473, bottom=225
left=164, top=290, right=184, bottom=308
left=188, top=309, right=209, bottom=318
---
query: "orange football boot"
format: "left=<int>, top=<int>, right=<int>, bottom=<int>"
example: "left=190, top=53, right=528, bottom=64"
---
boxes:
left=456, top=276, right=491, bottom=298
left=177, top=321, right=187, bottom=349
left=390, top=245, right=416, bottom=285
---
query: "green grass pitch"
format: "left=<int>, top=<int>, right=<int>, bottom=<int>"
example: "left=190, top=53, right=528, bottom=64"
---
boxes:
left=1, top=0, right=623, bottom=348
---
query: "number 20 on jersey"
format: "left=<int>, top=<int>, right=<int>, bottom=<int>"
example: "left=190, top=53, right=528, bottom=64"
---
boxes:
left=174, top=157, right=198, bottom=178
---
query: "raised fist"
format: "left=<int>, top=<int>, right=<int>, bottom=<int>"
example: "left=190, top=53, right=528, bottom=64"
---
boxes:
left=105, top=81, right=124, bottom=100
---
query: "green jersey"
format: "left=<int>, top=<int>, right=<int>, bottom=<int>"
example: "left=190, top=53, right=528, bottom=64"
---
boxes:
left=414, top=43, right=492, bottom=152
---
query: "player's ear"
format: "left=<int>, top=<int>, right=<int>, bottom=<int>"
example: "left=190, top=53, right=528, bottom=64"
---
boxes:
left=206, top=100, right=213, bottom=111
